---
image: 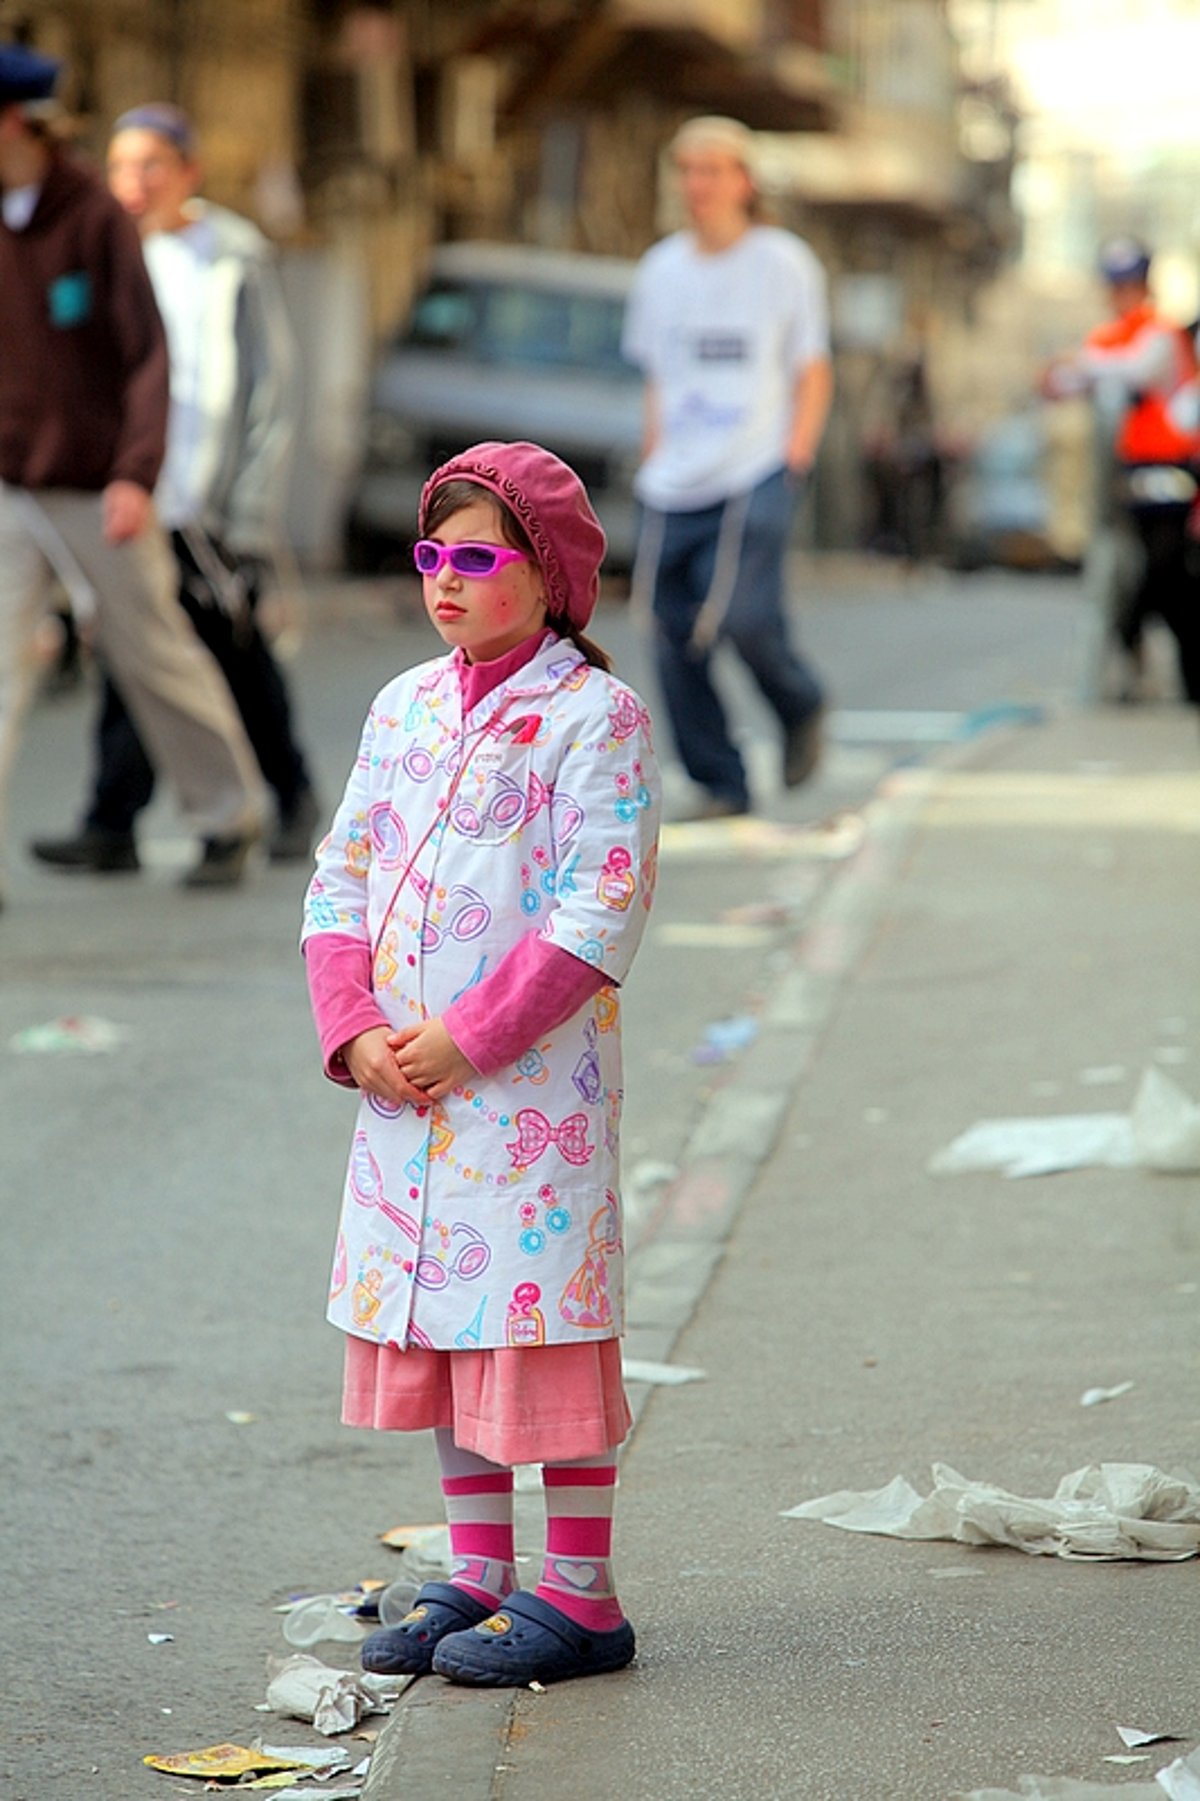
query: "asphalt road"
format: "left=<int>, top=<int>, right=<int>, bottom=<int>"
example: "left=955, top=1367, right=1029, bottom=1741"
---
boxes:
left=0, top=562, right=1087, bottom=1800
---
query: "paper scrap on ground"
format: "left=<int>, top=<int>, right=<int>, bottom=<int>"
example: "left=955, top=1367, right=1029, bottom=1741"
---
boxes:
left=1080, top=1382, right=1135, bottom=1407
left=378, top=1522, right=445, bottom=1550
left=255, top=1790, right=362, bottom=1800
left=783, top=1462, right=1200, bottom=1560
left=929, top=1113, right=1135, bottom=1178
left=259, top=1744, right=355, bottom=1770
left=691, top=1014, right=759, bottom=1065
left=930, top=1069, right=1200, bottom=1177
left=956, top=1781, right=1163, bottom=1800
left=281, top=1594, right=369, bottom=1648
left=143, top=1743, right=308, bottom=1780
left=958, top=1753, right=1200, bottom=1800
left=10, top=1014, right=131, bottom=1055
left=1158, top=1748, right=1200, bottom=1799
left=264, top=1654, right=409, bottom=1736
left=621, top=1358, right=706, bottom=1386
left=1119, top=1729, right=1182, bottom=1749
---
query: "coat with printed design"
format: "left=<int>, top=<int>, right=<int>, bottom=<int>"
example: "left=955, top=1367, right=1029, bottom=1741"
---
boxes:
left=302, top=636, right=660, bottom=1352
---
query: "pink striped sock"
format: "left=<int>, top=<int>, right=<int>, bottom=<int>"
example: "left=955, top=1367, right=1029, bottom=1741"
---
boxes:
left=536, top=1452, right=625, bottom=1633
left=434, top=1428, right=515, bottom=1609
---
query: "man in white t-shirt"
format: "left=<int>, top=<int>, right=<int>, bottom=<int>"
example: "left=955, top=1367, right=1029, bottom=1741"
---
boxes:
left=623, top=116, right=833, bottom=817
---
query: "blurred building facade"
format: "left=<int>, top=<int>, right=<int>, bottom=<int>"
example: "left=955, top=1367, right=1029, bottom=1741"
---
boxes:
left=6, top=0, right=1018, bottom=558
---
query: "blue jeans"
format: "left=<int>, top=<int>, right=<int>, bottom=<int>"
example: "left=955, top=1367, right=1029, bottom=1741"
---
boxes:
left=641, top=467, right=824, bottom=805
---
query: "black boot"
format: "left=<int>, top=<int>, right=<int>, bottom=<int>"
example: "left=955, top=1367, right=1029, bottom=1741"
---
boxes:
left=30, top=827, right=140, bottom=873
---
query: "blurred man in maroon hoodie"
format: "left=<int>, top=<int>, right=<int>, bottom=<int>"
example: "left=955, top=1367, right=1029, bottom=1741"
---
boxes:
left=0, top=44, right=264, bottom=902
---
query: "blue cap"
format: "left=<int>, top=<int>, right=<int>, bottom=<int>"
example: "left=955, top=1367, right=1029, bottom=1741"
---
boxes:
left=111, top=102, right=197, bottom=158
left=1098, top=236, right=1151, bottom=285
left=0, top=44, right=61, bottom=108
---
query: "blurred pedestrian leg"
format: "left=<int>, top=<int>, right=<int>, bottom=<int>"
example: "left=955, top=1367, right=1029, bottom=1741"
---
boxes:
left=0, top=486, right=265, bottom=857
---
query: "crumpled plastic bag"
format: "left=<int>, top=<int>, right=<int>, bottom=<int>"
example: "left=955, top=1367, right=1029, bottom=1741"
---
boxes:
left=929, top=1114, right=1136, bottom=1178
left=1131, top=1067, right=1200, bottom=1172
left=264, top=1652, right=408, bottom=1735
left=783, top=1463, right=1200, bottom=1560
left=954, top=1744, right=1200, bottom=1798
left=930, top=1068, right=1200, bottom=1179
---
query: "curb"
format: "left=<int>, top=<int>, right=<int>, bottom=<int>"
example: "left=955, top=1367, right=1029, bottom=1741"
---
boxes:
left=361, top=713, right=1039, bottom=1801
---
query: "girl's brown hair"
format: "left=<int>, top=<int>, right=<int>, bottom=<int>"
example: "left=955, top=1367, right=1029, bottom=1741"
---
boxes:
left=421, top=478, right=613, bottom=672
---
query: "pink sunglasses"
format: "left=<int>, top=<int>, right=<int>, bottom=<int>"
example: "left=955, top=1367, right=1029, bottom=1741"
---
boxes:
left=413, top=539, right=527, bottom=578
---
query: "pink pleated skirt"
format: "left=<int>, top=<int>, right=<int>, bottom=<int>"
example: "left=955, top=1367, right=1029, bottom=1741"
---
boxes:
left=341, top=1334, right=631, bottom=1466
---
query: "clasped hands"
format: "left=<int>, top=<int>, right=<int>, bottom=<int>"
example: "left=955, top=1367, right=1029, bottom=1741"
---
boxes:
left=340, top=1017, right=477, bottom=1106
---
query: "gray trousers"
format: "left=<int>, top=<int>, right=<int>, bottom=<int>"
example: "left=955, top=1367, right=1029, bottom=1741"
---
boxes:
left=0, top=483, right=265, bottom=862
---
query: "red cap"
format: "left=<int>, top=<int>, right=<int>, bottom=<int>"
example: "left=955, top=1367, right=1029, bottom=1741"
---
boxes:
left=419, top=440, right=606, bottom=630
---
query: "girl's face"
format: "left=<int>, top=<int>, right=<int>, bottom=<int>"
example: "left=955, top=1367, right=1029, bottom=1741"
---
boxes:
left=421, top=498, right=547, bottom=663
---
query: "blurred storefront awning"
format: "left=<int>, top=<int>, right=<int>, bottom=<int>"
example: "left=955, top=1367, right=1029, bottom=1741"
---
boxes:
left=758, top=126, right=966, bottom=215
left=466, top=0, right=841, bottom=132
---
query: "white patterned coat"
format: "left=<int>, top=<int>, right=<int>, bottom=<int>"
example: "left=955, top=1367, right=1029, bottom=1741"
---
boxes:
left=302, top=637, right=661, bottom=1352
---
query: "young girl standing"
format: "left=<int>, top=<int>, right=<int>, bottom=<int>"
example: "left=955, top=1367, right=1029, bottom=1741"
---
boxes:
left=302, top=441, right=660, bottom=1685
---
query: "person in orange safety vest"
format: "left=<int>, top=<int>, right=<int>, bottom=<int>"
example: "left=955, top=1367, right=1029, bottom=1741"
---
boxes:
left=1044, top=237, right=1200, bottom=705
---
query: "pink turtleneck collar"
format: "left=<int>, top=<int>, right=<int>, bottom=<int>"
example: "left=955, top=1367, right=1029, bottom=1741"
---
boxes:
left=454, top=628, right=558, bottom=715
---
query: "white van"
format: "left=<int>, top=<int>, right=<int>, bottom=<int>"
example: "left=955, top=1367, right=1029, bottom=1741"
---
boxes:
left=344, top=241, right=643, bottom=570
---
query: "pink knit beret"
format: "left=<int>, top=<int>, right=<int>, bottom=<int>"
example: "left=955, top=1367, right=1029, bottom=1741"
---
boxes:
left=418, top=440, right=607, bottom=630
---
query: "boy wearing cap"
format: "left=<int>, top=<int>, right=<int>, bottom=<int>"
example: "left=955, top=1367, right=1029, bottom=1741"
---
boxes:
left=623, top=115, right=834, bottom=817
left=33, top=103, right=319, bottom=878
left=0, top=44, right=264, bottom=899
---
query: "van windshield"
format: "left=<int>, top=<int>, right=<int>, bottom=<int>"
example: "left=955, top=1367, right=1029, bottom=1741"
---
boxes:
left=405, top=280, right=638, bottom=379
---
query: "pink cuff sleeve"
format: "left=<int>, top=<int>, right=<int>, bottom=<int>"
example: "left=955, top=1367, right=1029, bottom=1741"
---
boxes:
left=443, top=935, right=608, bottom=1077
left=304, top=932, right=390, bottom=1085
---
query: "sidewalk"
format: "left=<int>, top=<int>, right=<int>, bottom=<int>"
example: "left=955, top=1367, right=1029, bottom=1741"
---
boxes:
left=366, top=704, right=1200, bottom=1801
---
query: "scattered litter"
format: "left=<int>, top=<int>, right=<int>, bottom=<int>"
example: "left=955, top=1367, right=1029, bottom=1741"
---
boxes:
left=10, top=1014, right=130, bottom=1055
left=783, top=1462, right=1200, bottom=1560
left=378, top=1522, right=445, bottom=1552
left=930, top=1068, right=1200, bottom=1178
left=621, top=1358, right=706, bottom=1386
left=1158, top=1749, right=1200, bottom=1799
left=528, top=1680, right=547, bottom=1694
left=280, top=1593, right=371, bottom=1648
left=691, top=1014, right=759, bottom=1065
left=147, top=1633, right=174, bottom=1645
left=377, top=1523, right=452, bottom=1624
left=1080, top=1381, right=1135, bottom=1408
left=1105, top=1753, right=1151, bottom=1764
left=1119, top=1729, right=1182, bottom=1749
left=955, top=1777, right=1161, bottom=1799
left=143, top=1744, right=308, bottom=1781
left=258, top=1791, right=362, bottom=1800
left=264, top=1653, right=409, bottom=1735
left=1134, top=1069, right=1200, bottom=1169
left=930, top=1112, right=1135, bottom=1179
left=1079, top=1065, right=1126, bottom=1086
left=225, top=1410, right=257, bottom=1425
left=928, top=1566, right=986, bottom=1580
left=257, top=1743, right=354, bottom=1774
